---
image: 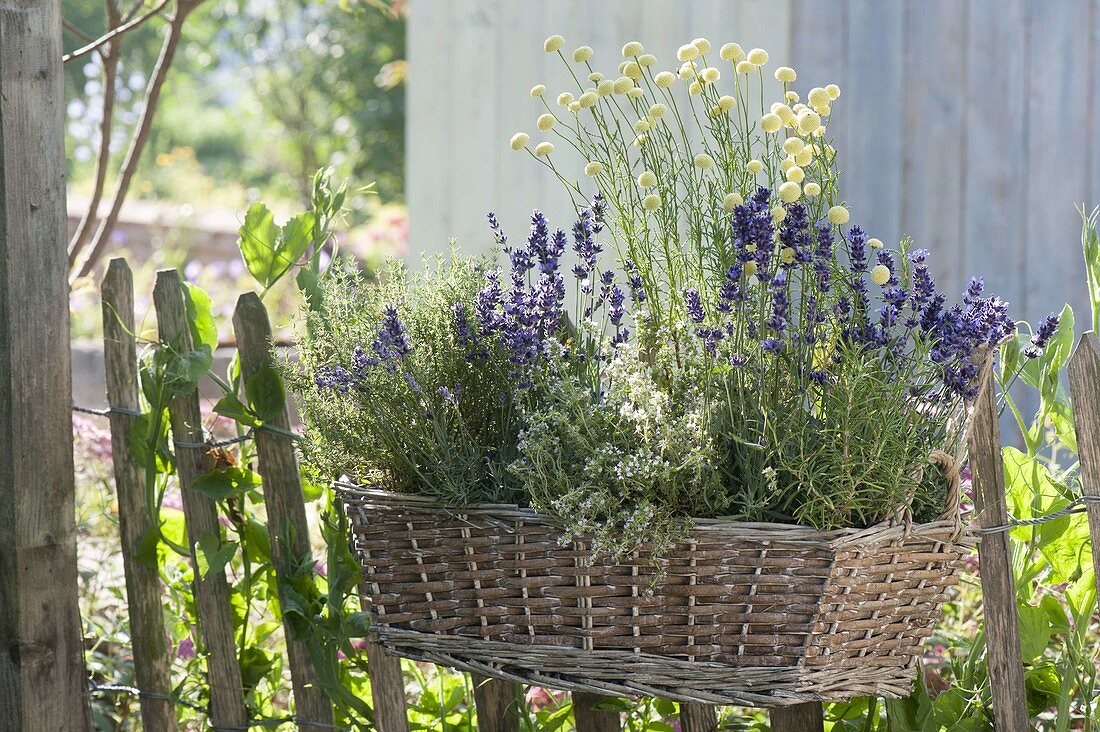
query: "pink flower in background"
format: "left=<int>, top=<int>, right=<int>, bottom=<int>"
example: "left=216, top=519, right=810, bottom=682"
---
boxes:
left=525, top=686, right=563, bottom=711
left=177, top=635, right=196, bottom=660
left=73, top=414, right=114, bottom=462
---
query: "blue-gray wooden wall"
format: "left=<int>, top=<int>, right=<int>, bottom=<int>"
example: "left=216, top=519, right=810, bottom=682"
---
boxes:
left=408, top=0, right=1100, bottom=328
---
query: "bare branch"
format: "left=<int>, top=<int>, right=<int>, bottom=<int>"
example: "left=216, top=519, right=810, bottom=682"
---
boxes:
left=67, top=46, right=119, bottom=267
left=62, top=19, right=95, bottom=43
left=71, top=0, right=207, bottom=282
left=63, top=0, right=171, bottom=66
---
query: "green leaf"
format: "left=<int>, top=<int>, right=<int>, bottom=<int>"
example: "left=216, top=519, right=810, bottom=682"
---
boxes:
left=182, top=282, right=218, bottom=353
left=238, top=646, right=276, bottom=693
left=165, top=347, right=213, bottom=396
left=301, top=476, right=324, bottom=502
left=243, top=518, right=272, bottom=563
left=195, top=532, right=238, bottom=580
left=246, top=364, right=286, bottom=423
left=345, top=611, right=373, bottom=637
left=280, top=211, right=316, bottom=267
left=213, top=393, right=261, bottom=428
left=296, top=266, right=324, bottom=312
left=238, top=203, right=281, bottom=288
left=135, top=525, right=162, bottom=570
left=1016, top=602, right=1052, bottom=663
left=1025, top=664, right=1062, bottom=717
left=192, top=467, right=260, bottom=502
left=1081, top=207, right=1100, bottom=334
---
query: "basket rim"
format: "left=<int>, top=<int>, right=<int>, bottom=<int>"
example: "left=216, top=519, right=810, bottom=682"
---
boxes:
left=334, top=480, right=976, bottom=548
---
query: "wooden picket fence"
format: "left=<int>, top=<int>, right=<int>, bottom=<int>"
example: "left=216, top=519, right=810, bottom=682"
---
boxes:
left=92, top=257, right=1100, bottom=732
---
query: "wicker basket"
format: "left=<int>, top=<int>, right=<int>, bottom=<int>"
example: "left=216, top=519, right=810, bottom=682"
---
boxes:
left=338, top=474, right=975, bottom=707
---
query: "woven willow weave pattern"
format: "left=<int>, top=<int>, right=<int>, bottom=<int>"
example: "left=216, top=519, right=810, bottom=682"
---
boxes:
left=339, top=485, right=975, bottom=706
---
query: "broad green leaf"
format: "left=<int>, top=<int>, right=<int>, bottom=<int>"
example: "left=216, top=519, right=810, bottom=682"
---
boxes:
left=135, top=525, right=162, bottom=570
left=1039, top=512, right=1092, bottom=583
left=238, top=203, right=281, bottom=288
left=296, top=266, right=324, bottom=312
left=195, top=532, right=238, bottom=579
left=192, top=467, right=260, bottom=502
left=165, top=348, right=213, bottom=396
left=1025, top=664, right=1062, bottom=717
left=213, top=393, right=261, bottom=428
left=1066, top=565, right=1097, bottom=619
left=1081, top=207, right=1100, bottom=333
left=1016, top=602, right=1052, bottom=663
left=243, top=518, right=272, bottom=563
left=301, top=476, right=324, bottom=502
left=246, top=364, right=286, bottom=423
left=238, top=646, right=276, bottom=693
left=182, top=282, right=218, bottom=353
left=280, top=211, right=316, bottom=267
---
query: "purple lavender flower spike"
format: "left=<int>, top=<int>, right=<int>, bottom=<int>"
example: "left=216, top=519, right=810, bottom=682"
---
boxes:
left=684, top=287, right=705, bottom=324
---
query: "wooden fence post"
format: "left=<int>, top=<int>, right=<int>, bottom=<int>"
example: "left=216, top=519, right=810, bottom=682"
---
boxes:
left=102, top=258, right=178, bottom=730
left=153, top=269, right=248, bottom=729
left=472, top=673, right=520, bottom=732
left=361, top=637, right=410, bottom=732
left=770, top=703, right=824, bottom=731
left=232, top=292, right=334, bottom=731
left=573, top=692, right=621, bottom=731
left=679, top=703, right=717, bottom=732
left=0, top=1, right=90, bottom=727
left=1066, top=332, right=1100, bottom=607
left=967, top=352, right=1029, bottom=729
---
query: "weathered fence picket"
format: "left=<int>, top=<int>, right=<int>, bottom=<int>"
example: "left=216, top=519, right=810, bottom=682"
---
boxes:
left=362, top=633, right=410, bottom=732
left=1066, top=332, right=1100, bottom=607
left=678, top=703, right=717, bottom=732
left=153, top=269, right=248, bottom=728
left=232, top=292, right=334, bottom=730
left=472, top=674, right=520, bottom=732
left=966, top=353, right=1029, bottom=729
left=771, top=702, right=825, bottom=731
left=101, top=258, right=178, bottom=731
left=573, top=692, right=621, bottom=732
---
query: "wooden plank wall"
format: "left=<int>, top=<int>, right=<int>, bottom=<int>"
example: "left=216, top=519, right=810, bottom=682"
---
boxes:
left=409, top=0, right=1100, bottom=328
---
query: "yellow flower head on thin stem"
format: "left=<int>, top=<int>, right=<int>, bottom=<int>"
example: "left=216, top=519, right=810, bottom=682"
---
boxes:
left=701, top=67, right=721, bottom=83
left=746, top=159, right=764, bottom=174
left=778, top=181, right=801, bottom=202
left=535, top=141, right=554, bottom=156
left=694, top=152, right=715, bottom=170
left=572, top=45, right=593, bottom=62
left=578, top=91, right=598, bottom=108
left=654, top=71, right=676, bottom=88
left=807, top=87, right=829, bottom=108
left=804, top=182, right=821, bottom=197
left=530, top=84, right=546, bottom=98
left=770, top=206, right=787, bottom=223
left=828, top=205, right=850, bottom=225
left=557, top=91, right=574, bottom=106
left=692, top=37, right=711, bottom=54
left=510, top=132, right=529, bottom=151
left=722, top=192, right=744, bottom=212
left=760, top=113, right=782, bottom=133
left=649, top=102, right=667, bottom=117
left=597, top=79, right=614, bottom=96
left=774, top=66, right=796, bottom=83
left=584, top=161, right=604, bottom=176
left=613, top=76, right=634, bottom=94
left=638, top=170, right=657, bottom=188
left=794, top=146, right=814, bottom=166
left=622, top=41, right=644, bottom=57
left=785, top=165, right=805, bottom=183
left=677, top=43, right=699, bottom=61
left=718, top=95, right=736, bottom=112
left=868, top=237, right=884, bottom=250
left=537, top=113, right=556, bottom=131
left=624, top=61, right=643, bottom=80
left=639, top=53, right=657, bottom=67
left=544, top=35, right=565, bottom=53
left=736, top=60, right=755, bottom=75
left=643, top=193, right=662, bottom=211
left=826, top=83, right=841, bottom=100
left=782, top=137, right=804, bottom=156
left=746, top=48, right=769, bottom=65
left=719, top=42, right=744, bottom=62
left=870, top=264, right=891, bottom=286
left=626, top=87, right=645, bottom=99
left=688, top=80, right=702, bottom=95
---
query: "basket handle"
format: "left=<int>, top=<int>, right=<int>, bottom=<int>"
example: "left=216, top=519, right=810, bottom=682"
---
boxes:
left=930, top=449, right=964, bottom=524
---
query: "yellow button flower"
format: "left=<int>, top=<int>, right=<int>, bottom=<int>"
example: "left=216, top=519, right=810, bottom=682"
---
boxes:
left=597, top=79, right=614, bottom=96
left=622, top=41, right=644, bottom=57
left=537, top=113, right=555, bottom=131
left=649, top=103, right=667, bottom=117
left=826, top=83, right=841, bottom=100
left=634, top=118, right=651, bottom=133
left=722, top=192, right=744, bottom=212
left=643, top=193, right=662, bottom=211
left=779, top=158, right=795, bottom=172
left=827, top=205, right=850, bottom=224
left=804, top=181, right=821, bottom=197
left=744, top=260, right=759, bottom=276
left=736, top=60, right=755, bottom=74
left=626, top=87, right=645, bottom=99
left=797, top=110, right=821, bottom=135
left=694, top=152, right=715, bottom=170
left=770, top=205, right=787, bottom=223
left=588, top=71, right=603, bottom=82
left=780, top=246, right=796, bottom=264
left=692, top=37, right=712, bottom=54
left=760, top=113, right=782, bottom=133
left=578, top=91, right=598, bottom=108
left=530, top=84, right=547, bottom=98
left=510, top=132, right=529, bottom=151
left=786, top=90, right=799, bottom=104
left=568, top=101, right=581, bottom=113
left=654, top=71, right=676, bottom=88
left=783, top=137, right=804, bottom=155
left=785, top=165, right=805, bottom=183
left=720, top=42, right=744, bottom=62
left=807, top=87, right=829, bottom=108
left=584, top=161, right=604, bottom=176
left=794, top=147, right=814, bottom=166
left=613, top=76, right=634, bottom=94
left=633, top=133, right=647, bottom=146
left=544, top=35, right=565, bottom=53
left=679, top=62, right=696, bottom=80
left=868, top=237, right=884, bottom=249
left=624, top=61, right=642, bottom=80
left=870, top=264, right=891, bottom=286
left=778, top=181, right=801, bottom=202
left=639, top=53, right=657, bottom=67
left=747, top=47, right=769, bottom=65
left=638, top=170, right=657, bottom=188
left=701, top=66, right=721, bottom=83
left=774, top=66, right=797, bottom=83
left=535, top=141, right=554, bottom=156
left=677, top=43, right=699, bottom=61
left=718, top=95, right=736, bottom=111
left=688, top=80, right=702, bottom=95
left=557, top=92, right=574, bottom=106
left=572, top=45, right=593, bottom=62
left=746, top=159, right=764, bottom=174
